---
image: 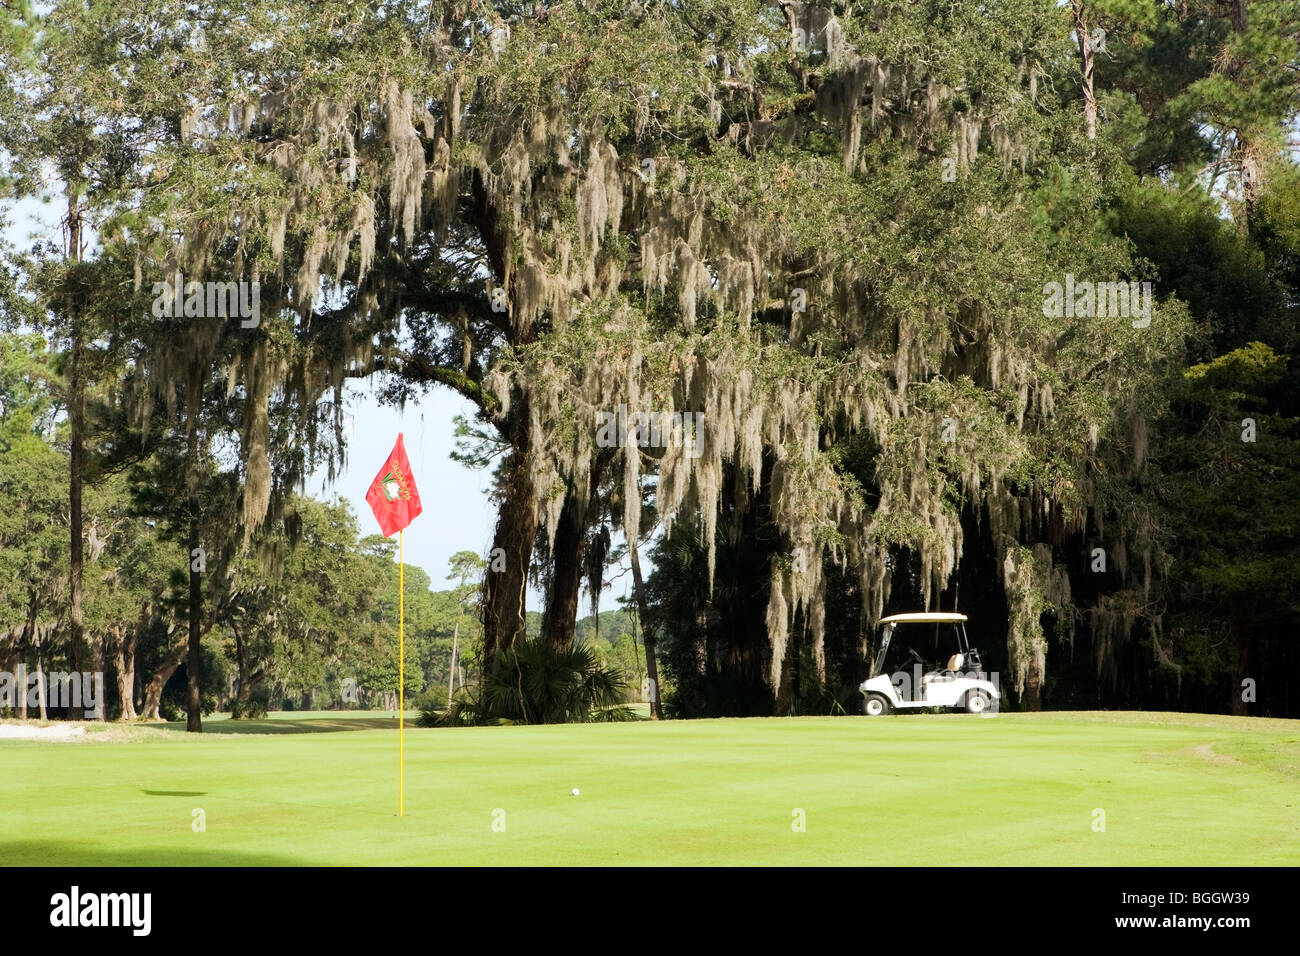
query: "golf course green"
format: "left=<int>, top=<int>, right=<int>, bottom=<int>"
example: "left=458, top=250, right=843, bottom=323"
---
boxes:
left=2, top=711, right=1296, bottom=865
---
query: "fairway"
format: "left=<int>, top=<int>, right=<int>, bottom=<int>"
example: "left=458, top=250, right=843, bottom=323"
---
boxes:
left=2, top=712, right=1297, bottom=866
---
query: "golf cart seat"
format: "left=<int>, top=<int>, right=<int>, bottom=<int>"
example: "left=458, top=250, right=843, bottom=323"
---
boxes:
left=923, top=653, right=965, bottom=684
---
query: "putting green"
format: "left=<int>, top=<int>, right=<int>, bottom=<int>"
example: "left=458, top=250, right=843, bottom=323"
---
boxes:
left=1, top=711, right=1296, bottom=865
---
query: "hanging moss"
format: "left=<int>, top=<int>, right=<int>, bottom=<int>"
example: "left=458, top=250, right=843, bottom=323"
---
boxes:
left=117, top=0, right=1181, bottom=696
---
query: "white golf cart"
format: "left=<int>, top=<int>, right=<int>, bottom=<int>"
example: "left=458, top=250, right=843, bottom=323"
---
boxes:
left=859, top=612, right=999, bottom=715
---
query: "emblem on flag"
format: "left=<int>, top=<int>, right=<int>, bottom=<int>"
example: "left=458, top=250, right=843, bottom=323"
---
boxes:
left=380, top=466, right=410, bottom=502
left=365, top=434, right=423, bottom=537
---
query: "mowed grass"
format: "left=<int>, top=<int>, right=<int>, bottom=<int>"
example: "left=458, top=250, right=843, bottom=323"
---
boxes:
left=1, top=711, right=1297, bottom=865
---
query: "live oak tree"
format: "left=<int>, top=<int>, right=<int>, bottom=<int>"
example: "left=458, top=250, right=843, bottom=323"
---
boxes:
left=45, top=0, right=1176, bottom=710
left=484, top=0, right=1185, bottom=709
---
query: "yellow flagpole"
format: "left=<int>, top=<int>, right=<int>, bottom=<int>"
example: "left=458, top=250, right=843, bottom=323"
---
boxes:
left=398, top=528, right=405, bottom=817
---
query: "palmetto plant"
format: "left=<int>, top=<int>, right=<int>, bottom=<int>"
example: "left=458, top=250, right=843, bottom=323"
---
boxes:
left=421, top=640, right=636, bottom=726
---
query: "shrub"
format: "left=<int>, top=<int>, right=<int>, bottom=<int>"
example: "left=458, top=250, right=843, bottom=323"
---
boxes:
left=412, top=686, right=448, bottom=713
left=420, top=641, right=637, bottom=726
left=230, top=698, right=268, bottom=719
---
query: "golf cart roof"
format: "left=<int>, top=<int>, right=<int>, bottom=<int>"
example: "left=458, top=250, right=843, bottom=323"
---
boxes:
left=879, top=612, right=968, bottom=624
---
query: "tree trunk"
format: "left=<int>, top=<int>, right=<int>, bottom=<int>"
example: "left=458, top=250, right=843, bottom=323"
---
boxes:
left=540, top=455, right=608, bottom=651
left=18, top=591, right=38, bottom=719
left=3, top=626, right=20, bottom=717
left=540, top=488, right=585, bottom=650
left=1225, top=3, right=1262, bottom=219
left=232, top=637, right=264, bottom=717
left=87, top=632, right=104, bottom=720
left=67, top=359, right=85, bottom=719
left=775, top=613, right=799, bottom=716
left=1024, top=654, right=1044, bottom=711
left=113, top=624, right=138, bottom=721
left=628, top=536, right=663, bottom=720
left=472, top=161, right=542, bottom=675
left=185, top=406, right=203, bottom=733
left=482, top=408, right=538, bottom=671
left=1229, top=0, right=1247, bottom=32
left=447, top=618, right=460, bottom=700
left=66, top=196, right=86, bottom=721
left=121, top=601, right=151, bottom=720
left=232, top=621, right=251, bottom=713
left=1070, top=1, right=1098, bottom=141
left=141, top=636, right=188, bottom=721
left=34, top=624, right=47, bottom=721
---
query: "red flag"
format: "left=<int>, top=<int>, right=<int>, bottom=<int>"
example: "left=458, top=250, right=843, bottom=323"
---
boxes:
left=365, top=434, right=423, bottom=537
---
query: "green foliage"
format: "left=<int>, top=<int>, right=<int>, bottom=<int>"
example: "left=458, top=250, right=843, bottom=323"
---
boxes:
left=230, top=691, right=269, bottom=720
left=412, top=686, right=448, bottom=714
left=1161, top=342, right=1300, bottom=605
left=1111, top=180, right=1281, bottom=357
left=426, top=639, right=634, bottom=726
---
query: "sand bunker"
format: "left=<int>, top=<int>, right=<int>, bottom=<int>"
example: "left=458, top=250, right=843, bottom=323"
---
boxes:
left=0, top=723, right=88, bottom=740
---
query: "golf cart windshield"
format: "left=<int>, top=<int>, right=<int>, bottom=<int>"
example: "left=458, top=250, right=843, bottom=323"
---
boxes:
left=872, top=624, right=894, bottom=677
left=871, top=617, right=976, bottom=678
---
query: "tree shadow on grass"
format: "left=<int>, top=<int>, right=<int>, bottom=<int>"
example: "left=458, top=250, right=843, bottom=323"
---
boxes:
left=132, top=715, right=406, bottom=735
left=0, top=840, right=316, bottom=866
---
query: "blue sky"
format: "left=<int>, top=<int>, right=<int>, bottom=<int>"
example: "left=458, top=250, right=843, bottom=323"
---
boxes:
left=308, top=386, right=508, bottom=592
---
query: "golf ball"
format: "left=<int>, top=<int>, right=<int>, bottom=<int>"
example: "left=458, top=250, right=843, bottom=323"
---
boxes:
left=571, top=788, right=580, bottom=796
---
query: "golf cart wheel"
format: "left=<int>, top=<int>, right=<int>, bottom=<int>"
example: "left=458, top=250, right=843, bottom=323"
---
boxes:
left=964, top=690, right=991, bottom=714
left=864, top=693, right=892, bottom=716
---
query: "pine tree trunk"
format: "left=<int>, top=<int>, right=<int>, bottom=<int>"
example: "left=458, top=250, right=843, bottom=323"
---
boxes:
left=66, top=198, right=86, bottom=721
left=3, top=626, right=19, bottom=717
left=185, top=406, right=203, bottom=732
left=18, top=592, right=37, bottom=719
left=1070, top=1, right=1098, bottom=141
left=34, top=625, right=47, bottom=721
left=1226, top=3, right=1262, bottom=218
